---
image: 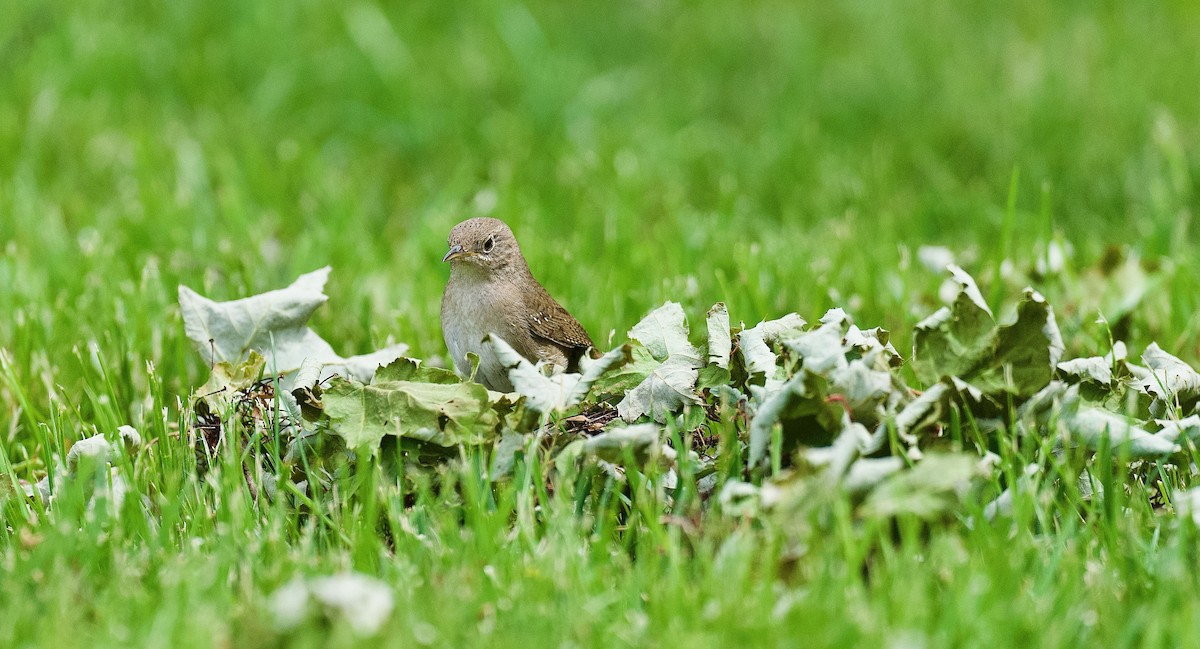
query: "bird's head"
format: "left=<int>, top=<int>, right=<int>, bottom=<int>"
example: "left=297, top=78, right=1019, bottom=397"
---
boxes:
left=442, top=217, right=524, bottom=274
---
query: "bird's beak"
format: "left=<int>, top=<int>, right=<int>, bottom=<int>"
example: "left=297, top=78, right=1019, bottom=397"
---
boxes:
left=442, top=243, right=466, bottom=263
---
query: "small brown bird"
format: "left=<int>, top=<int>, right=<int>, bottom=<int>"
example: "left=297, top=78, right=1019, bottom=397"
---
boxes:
left=440, top=217, right=594, bottom=392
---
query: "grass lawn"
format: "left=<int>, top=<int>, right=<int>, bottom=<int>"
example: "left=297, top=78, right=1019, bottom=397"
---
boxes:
left=3, top=1, right=1200, bottom=647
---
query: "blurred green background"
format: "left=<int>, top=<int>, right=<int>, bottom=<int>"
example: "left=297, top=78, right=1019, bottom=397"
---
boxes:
left=2, top=0, right=1199, bottom=406
left=5, top=2, right=1200, bottom=646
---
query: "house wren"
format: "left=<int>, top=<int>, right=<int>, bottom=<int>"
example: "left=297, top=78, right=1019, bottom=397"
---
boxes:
left=440, top=217, right=594, bottom=392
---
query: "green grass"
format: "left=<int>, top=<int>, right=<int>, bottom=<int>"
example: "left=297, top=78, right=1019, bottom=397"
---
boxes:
left=3, top=0, right=1200, bottom=647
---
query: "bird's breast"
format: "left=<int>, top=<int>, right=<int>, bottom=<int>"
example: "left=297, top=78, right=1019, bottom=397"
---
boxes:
left=441, top=276, right=523, bottom=391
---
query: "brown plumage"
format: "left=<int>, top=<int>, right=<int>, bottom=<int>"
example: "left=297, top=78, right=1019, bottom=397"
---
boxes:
left=440, top=217, right=593, bottom=392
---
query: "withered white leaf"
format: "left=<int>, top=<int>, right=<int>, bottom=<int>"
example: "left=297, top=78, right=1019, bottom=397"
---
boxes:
left=179, top=266, right=407, bottom=385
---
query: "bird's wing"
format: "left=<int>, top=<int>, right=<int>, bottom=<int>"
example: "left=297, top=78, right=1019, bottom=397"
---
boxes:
left=526, top=286, right=594, bottom=353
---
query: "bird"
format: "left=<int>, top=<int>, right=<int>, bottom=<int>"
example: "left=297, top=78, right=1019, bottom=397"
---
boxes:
left=440, top=217, right=594, bottom=392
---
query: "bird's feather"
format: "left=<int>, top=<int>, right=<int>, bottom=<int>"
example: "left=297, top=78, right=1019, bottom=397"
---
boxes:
left=524, top=284, right=593, bottom=369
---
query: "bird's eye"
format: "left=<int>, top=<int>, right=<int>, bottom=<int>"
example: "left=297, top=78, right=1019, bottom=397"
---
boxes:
left=482, top=236, right=495, bottom=253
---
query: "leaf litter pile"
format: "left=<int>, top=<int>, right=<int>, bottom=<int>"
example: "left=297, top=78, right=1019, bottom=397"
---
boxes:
left=10, top=254, right=1200, bottom=634
left=173, top=260, right=1200, bottom=518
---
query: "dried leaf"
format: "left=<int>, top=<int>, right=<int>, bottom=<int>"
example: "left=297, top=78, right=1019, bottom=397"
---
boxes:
left=617, top=355, right=702, bottom=422
left=862, top=454, right=984, bottom=520
left=615, top=303, right=704, bottom=422
left=739, top=313, right=806, bottom=379
left=1138, top=343, right=1200, bottom=403
left=556, top=423, right=671, bottom=472
left=1055, top=403, right=1178, bottom=457
left=179, top=267, right=407, bottom=385
left=748, top=370, right=844, bottom=465
left=1056, top=356, right=1114, bottom=387
left=786, top=311, right=850, bottom=375
left=489, top=336, right=628, bottom=414
left=629, top=301, right=697, bottom=361
left=270, top=573, right=394, bottom=637
left=706, top=302, right=731, bottom=369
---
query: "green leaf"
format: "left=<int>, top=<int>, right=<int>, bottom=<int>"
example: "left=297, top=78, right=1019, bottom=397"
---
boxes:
left=913, top=266, right=1062, bottom=397
left=194, top=350, right=267, bottom=396
left=374, top=357, right=460, bottom=384
left=803, top=421, right=869, bottom=477
left=697, top=364, right=732, bottom=391
left=1021, top=384, right=1180, bottom=457
left=986, top=289, right=1064, bottom=393
left=191, top=351, right=272, bottom=415
left=591, top=345, right=659, bottom=397
left=322, top=374, right=498, bottom=451
left=911, top=265, right=996, bottom=383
